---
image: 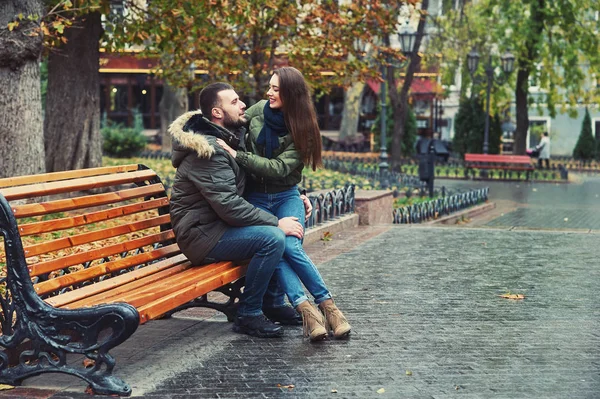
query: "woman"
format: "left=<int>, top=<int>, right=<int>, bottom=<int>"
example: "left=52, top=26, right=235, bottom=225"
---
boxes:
left=217, top=67, right=351, bottom=341
left=535, top=132, right=550, bottom=169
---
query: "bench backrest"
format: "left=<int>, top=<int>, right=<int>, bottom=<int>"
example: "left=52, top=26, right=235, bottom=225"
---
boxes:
left=464, top=154, right=532, bottom=164
left=0, top=164, right=180, bottom=300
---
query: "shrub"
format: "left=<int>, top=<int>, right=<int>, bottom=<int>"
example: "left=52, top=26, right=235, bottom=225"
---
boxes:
left=573, top=108, right=596, bottom=161
left=371, top=98, right=418, bottom=157
left=453, top=96, right=502, bottom=157
left=101, top=110, right=147, bottom=158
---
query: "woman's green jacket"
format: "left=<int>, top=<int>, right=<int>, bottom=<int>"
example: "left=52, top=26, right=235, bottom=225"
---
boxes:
left=234, top=100, right=304, bottom=193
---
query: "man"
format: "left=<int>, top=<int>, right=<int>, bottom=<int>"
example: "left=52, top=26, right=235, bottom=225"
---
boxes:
left=415, top=133, right=436, bottom=198
left=168, top=82, right=304, bottom=338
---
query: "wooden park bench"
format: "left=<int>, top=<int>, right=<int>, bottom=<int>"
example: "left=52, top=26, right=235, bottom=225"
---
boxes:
left=464, top=153, right=534, bottom=179
left=0, top=164, right=247, bottom=396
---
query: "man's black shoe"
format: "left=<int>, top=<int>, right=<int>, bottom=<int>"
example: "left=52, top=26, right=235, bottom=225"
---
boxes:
left=233, top=314, right=284, bottom=338
left=263, top=305, right=303, bottom=326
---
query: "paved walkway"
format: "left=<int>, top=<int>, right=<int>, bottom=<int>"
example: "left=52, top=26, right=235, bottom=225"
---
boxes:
left=4, top=175, right=600, bottom=398
left=438, top=175, right=600, bottom=231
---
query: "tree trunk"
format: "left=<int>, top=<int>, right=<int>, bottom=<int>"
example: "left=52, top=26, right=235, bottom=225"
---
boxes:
left=0, top=0, right=45, bottom=178
left=389, top=65, right=408, bottom=167
left=514, top=0, right=545, bottom=156
left=338, top=82, right=365, bottom=141
left=44, top=12, right=103, bottom=172
left=390, top=0, right=429, bottom=167
left=514, top=67, right=530, bottom=155
left=159, top=83, right=188, bottom=153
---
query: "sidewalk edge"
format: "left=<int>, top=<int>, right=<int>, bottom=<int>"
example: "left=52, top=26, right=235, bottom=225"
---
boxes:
left=304, top=214, right=360, bottom=245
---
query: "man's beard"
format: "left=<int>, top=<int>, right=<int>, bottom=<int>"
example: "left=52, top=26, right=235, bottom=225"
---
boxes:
left=223, top=113, right=246, bottom=130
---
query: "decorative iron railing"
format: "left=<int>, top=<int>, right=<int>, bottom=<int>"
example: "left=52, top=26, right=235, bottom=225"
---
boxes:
left=323, top=155, right=569, bottom=181
left=393, top=187, right=489, bottom=224
left=305, top=184, right=355, bottom=229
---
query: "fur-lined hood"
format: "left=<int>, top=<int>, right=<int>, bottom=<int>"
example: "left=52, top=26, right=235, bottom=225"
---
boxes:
left=169, top=111, right=243, bottom=168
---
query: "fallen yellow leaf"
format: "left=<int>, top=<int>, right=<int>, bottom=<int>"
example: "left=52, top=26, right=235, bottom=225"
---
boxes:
left=277, top=384, right=295, bottom=389
left=0, top=384, right=14, bottom=391
left=377, top=388, right=385, bottom=394
left=321, top=231, right=333, bottom=242
left=499, top=293, right=525, bottom=300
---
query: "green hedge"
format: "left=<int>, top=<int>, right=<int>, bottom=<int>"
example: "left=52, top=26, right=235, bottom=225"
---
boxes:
left=101, top=110, right=147, bottom=158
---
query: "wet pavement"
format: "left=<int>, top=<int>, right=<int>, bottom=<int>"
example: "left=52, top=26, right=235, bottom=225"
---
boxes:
left=34, top=226, right=600, bottom=399
left=438, top=175, right=600, bottom=230
left=4, top=174, right=600, bottom=399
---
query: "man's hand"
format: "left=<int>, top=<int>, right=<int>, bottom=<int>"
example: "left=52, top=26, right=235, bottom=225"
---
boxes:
left=300, top=194, right=312, bottom=221
left=278, top=216, right=304, bottom=239
left=216, top=138, right=237, bottom=158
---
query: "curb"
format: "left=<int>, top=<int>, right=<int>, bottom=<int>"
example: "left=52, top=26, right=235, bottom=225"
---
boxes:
left=304, top=213, right=360, bottom=245
left=424, top=202, right=496, bottom=225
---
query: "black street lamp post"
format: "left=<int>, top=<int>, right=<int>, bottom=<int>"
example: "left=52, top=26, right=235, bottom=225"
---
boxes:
left=467, top=49, right=515, bottom=154
left=379, top=63, right=389, bottom=188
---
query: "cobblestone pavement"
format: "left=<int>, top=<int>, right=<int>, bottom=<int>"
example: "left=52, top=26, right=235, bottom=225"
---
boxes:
left=438, top=175, right=600, bottom=230
left=15, top=226, right=599, bottom=399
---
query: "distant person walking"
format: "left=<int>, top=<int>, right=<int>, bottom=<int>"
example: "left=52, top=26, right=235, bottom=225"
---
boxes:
left=536, top=132, right=550, bottom=169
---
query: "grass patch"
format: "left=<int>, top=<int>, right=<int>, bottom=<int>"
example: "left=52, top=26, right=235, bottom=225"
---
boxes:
left=394, top=195, right=439, bottom=208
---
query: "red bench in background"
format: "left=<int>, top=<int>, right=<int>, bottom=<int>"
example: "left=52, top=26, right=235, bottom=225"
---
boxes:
left=464, top=153, right=534, bottom=179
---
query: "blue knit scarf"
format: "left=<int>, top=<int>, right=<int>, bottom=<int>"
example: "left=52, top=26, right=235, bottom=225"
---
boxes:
left=256, top=101, right=288, bottom=158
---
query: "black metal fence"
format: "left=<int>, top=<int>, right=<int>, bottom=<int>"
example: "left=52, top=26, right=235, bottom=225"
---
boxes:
left=139, top=150, right=171, bottom=159
left=392, top=187, right=489, bottom=224
left=323, top=156, right=569, bottom=181
left=322, top=157, right=424, bottom=189
left=305, top=184, right=355, bottom=229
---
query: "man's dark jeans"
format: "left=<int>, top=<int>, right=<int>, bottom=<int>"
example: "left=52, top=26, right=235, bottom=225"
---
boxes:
left=205, top=225, right=285, bottom=317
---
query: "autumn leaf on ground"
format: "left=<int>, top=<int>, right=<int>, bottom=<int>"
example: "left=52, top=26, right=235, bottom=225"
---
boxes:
left=83, top=358, right=95, bottom=368
left=377, top=388, right=385, bottom=394
left=499, top=292, right=525, bottom=300
left=321, top=231, right=333, bottom=242
left=0, top=384, right=14, bottom=391
left=277, top=384, right=295, bottom=390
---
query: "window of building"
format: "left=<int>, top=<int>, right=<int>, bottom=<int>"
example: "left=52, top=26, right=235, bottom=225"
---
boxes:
left=110, top=0, right=124, bottom=15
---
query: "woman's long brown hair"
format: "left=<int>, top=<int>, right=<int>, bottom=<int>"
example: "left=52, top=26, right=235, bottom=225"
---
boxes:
left=273, top=67, right=322, bottom=171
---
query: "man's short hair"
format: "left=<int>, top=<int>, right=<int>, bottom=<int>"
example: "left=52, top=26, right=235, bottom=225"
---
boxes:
left=199, top=82, right=234, bottom=119
left=543, top=132, right=549, bottom=137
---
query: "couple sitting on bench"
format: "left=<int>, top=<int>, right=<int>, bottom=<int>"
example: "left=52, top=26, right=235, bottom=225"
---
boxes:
left=169, top=67, right=350, bottom=341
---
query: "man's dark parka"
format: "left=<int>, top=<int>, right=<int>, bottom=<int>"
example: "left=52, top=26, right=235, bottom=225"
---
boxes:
left=168, top=110, right=278, bottom=265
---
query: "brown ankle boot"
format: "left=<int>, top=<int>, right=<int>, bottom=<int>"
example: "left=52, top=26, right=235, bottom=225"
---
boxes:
left=319, top=299, right=351, bottom=339
left=296, top=301, right=327, bottom=341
